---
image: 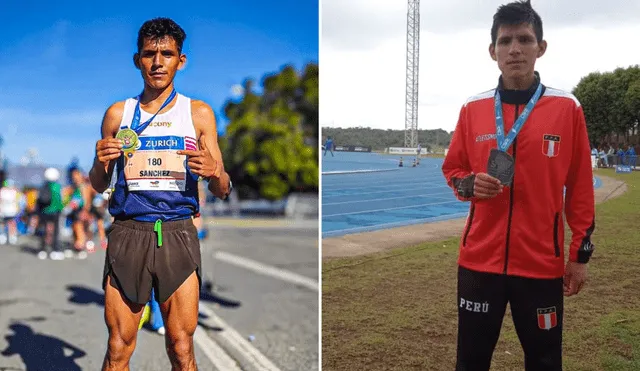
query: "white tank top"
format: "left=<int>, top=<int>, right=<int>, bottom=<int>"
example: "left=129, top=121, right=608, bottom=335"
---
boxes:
left=117, top=93, right=197, bottom=192
left=0, top=188, right=20, bottom=217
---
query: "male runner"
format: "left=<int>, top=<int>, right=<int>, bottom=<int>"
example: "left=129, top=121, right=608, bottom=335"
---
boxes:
left=441, top=2, right=595, bottom=370
left=89, top=18, right=231, bottom=370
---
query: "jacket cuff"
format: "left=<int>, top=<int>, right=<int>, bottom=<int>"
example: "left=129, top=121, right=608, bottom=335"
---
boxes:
left=571, top=239, right=595, bottom=263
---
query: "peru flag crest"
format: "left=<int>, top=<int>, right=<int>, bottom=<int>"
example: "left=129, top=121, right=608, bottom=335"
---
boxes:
left=537, top=306, right=558, bottom=330
left=542, top=134, right=561, bottom=158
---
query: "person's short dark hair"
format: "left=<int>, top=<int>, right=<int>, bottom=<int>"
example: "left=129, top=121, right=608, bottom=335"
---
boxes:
left=491, top=0, right=543, bottom=45
left=137, top=17, right=187, bottom=54
left=67, top=166, right=81, bottom=184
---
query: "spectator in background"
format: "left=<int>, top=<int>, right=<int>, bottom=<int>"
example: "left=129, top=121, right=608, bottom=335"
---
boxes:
left=617, top=145, right=625, bottom=166
left=138, top=290, right=166, bottom=336
left=0, top=179, right=25, bottom=245
left=64, top=166, right=92, bottom=258
left=598, top=146, right=608, bottom=168
left=37, top=168, right=65, bottom=260
left=607, top=145, right=615, bottom=167
left=324, top=136, right=334, bottom=157
left=87, top=182, right=109, bottom=250
left=193, top=180, right=209, bottom=240
left=626, top=144, right=637, bottom=168
left=24, top=186, right=40, bottom=235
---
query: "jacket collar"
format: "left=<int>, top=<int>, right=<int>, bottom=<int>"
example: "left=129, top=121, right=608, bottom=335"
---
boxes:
left=497, top=71, right=546, bottom=105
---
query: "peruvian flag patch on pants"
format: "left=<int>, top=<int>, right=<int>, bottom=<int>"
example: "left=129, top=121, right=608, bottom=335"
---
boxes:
left=537, top=307, right=558, bottom=330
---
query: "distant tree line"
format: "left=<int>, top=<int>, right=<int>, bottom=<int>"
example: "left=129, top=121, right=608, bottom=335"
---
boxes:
left=322, top=65, right=640, bottom=154
left=321, top=127, right=452, bottom=152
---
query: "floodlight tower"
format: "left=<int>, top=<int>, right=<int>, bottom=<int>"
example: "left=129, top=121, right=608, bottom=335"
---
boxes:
left=404, top=0, right=420, bottom=148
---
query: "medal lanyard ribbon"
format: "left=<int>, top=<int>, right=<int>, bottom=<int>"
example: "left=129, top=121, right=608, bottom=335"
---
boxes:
left=494, top=83, right=542, bottom=152
left=120, top=89, right=177, bottom=134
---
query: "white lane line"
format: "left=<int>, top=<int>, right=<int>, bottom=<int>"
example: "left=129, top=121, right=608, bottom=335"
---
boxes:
left=322, top=176, right=432, bottom=188
left=322, top=176, right=447, bottom=191
left=323, top=200, right=461, bottom=217
left=322, top=185, right=448, bottom=198
left=214, top=251, right=319, bottom=292
left=193, top=326, right=242, bottom=371
left=322, top=168, right=398, bottom=175
left=199, top=303, right=283, bottom=371
left=322, top=191, right=453, bottom=206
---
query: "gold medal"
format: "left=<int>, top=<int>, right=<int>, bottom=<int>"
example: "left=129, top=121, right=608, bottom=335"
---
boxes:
left=116, top=128, right=139, bottom=152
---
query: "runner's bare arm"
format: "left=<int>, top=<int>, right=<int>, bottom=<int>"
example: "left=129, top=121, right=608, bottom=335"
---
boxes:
left=82, top=186, right=93, bottom=213
left=89, top=101, right=125, bottom=193
left=191, top=100, right=231, bottom=199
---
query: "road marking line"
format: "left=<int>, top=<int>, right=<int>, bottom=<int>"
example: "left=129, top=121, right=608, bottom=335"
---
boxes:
left=199, top=303, right=283, bottom=371
left=214, top=251, right=319, bottom=292
left=193, top=326, right=242, bottom=371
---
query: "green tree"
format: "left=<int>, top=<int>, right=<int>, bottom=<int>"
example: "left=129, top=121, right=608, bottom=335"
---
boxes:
left=624, top=78, right=640, bottom=138
left=573, top=65, right=640, bottom=145
left=222, top=63, right=318, bottom=201
left=573, top=72, right=613, bottom=144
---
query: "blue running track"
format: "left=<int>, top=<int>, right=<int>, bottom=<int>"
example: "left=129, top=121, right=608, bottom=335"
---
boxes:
left=322, top=152, right=603, bottom=238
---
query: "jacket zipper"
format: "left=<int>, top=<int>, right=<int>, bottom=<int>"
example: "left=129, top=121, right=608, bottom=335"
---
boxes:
left=503, top=104, right=519, bottom=274
left=462, top=204, right=475, bottom=247
left=553, top=212, right=560, bottom=257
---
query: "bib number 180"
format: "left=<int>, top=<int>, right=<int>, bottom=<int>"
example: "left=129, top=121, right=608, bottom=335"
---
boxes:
left=148, top=158, right=163, bottom=166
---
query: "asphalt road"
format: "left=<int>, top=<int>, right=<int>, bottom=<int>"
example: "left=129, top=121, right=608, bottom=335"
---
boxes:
left=0, top=219, right=319, bottom=371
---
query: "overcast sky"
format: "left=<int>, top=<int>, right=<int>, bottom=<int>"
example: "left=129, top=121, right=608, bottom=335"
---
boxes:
left=320, top=0, right=640, bottom=134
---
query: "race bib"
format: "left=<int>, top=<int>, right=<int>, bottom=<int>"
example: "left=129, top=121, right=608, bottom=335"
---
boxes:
left=124, top=135, right=188, bottom=191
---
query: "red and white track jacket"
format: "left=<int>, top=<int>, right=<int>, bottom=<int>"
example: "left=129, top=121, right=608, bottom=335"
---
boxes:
left=442, top=73, right=595, bottom=279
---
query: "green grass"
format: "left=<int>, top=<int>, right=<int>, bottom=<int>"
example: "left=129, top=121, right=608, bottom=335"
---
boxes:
left=322, top=169, right=640, bottom=371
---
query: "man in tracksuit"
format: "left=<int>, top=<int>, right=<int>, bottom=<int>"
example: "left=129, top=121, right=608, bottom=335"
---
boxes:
left=442, top=1, right=595, bottom=370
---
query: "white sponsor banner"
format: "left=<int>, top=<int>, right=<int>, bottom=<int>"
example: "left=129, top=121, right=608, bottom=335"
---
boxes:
left=388, top=147, right=421, bottom=155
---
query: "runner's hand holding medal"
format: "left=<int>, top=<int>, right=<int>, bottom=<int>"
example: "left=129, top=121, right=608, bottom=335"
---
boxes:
left=96, top=138, right=124, bottom=165
left=96, top=90, right=177, bottom=166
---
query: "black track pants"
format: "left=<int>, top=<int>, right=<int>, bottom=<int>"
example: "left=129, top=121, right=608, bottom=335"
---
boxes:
left=455, top=265, right=564, bottom=371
